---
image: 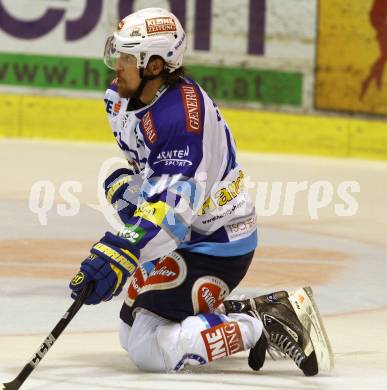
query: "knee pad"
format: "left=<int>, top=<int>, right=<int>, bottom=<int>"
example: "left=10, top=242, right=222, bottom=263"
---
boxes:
left=126, top=309, right=171, bottom=372
left=124, top=309, right=262, bottom=372
left=156, top=314, right=208, bottom=370
left=157, top=312, right=262, bottom=370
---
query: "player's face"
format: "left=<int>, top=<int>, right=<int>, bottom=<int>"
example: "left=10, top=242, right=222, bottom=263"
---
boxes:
left=115, top=53, right=141, bottom=98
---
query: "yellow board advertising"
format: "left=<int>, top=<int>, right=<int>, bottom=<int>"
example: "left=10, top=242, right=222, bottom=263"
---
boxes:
left=316, top=0, right=387, bottom=115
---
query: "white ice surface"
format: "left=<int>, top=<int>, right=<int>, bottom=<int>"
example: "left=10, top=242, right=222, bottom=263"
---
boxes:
left=1, top=140, right=386, bottom=389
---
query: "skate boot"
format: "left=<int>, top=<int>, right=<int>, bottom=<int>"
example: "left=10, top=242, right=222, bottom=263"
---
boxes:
left=223, top=287, right=333, bottom=376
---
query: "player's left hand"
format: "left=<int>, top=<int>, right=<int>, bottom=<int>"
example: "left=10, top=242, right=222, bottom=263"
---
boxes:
left=69, top=233, right=140, bottom=305
left=69, top=254, right=127, bottom=305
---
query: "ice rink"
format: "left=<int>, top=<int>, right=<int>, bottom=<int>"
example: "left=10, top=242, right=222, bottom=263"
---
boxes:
left=1, top=139, right=386, bottom=389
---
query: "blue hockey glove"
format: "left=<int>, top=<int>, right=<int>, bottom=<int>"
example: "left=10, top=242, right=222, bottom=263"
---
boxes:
left=104, top=168, right=142, bottom=224
left=69, top=232, right=140, bottom=305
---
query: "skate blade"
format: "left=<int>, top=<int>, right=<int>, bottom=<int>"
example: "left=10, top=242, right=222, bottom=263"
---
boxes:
left=288, top=286, right=334, bottom=372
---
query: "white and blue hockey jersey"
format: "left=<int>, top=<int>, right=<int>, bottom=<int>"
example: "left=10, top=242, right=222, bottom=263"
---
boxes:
left=104, top=77, right=257, bottom=262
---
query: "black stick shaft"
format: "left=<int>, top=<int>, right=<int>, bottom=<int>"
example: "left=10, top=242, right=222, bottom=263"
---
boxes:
left=2, top=283, right=93, bottom=390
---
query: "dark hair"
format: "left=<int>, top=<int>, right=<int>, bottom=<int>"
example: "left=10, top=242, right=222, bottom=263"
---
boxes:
left=162, top=66, right=186, bottom=87
left=149, top=55, right=186, bottom=87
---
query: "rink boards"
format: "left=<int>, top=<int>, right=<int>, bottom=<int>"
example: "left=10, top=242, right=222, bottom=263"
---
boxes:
left=1, top=93, right=387, bottom=160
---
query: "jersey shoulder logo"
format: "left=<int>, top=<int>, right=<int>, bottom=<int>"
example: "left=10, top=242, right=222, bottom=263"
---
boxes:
left=140, top=110, right=158, bottom=145
left=180, top=83, right=202, bottom=134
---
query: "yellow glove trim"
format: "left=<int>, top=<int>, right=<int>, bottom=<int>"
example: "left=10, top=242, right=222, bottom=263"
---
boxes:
left=121, top=248, right=139, bottom=265
left=106, top=176, right=132, bottom=204
left=93, top=243, right=138, bottom=274
left=110, top=263, right=124, bottom=295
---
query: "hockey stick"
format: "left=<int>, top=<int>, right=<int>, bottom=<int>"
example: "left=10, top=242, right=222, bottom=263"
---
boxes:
left=1, top=282, right=94, bottom=390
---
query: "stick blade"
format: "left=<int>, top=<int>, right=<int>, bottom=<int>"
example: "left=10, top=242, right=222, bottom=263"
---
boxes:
left=2, top=380, right=22, bottom=390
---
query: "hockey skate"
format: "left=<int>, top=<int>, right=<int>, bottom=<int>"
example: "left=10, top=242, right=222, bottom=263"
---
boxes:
left=223, top=286, right=333, bottom=376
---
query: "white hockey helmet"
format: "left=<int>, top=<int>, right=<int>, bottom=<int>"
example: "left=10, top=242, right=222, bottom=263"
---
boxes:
left=104, top=7, right=187, bottom=73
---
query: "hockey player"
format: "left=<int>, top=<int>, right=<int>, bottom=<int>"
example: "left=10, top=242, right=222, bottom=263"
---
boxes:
left=69, top=8, right=333, bottom=375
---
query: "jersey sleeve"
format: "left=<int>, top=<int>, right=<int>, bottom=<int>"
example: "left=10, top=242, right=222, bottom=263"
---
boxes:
left=104, top=80, right=133, bottom=156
